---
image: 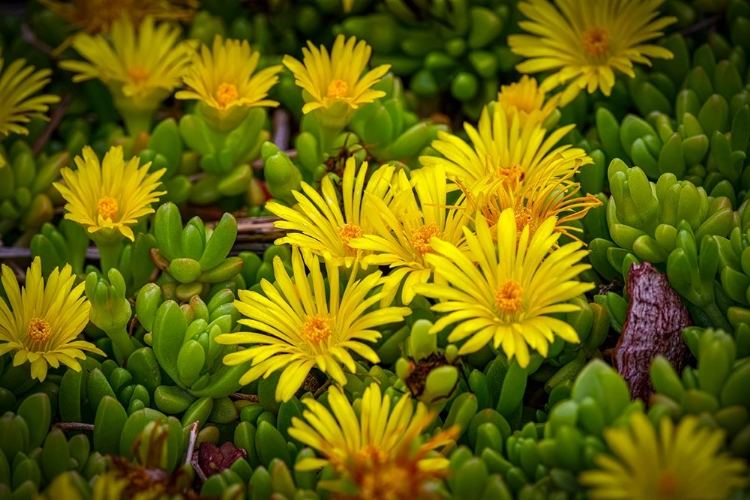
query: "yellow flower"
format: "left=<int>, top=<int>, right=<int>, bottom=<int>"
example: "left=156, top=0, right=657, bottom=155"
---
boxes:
left=282, top=34, right=391, bottom=115
left=461, top=161, right=602, bottom=242
left=508, top=0, right=676, bottom=105
left=420, top=100, right=589, bottom=191
left=414, top=209, right=594, bottom=367
left=497, top=75, right=560, bottom=128
left=38, top=0, right=198, bottom=35
left=580, top=413, right=748, bottom=500
left=53, top=145, right=166, bottom=242
left=42, top=471, right=128, bottom=500
left=267, top=158, right=397, bottom=269
left=0, top=257, right=103, bottom=381
left=59, top=15, right=193, bottom=133
left=349, top=165, right=471, bottom=306
left=0, top=51, right=60, bottom=138
left=215, top=248, right=411, bottom=402
left=288, top=384, right=457, bottom=499
left=342, top=0, right=355, bottom=12
left=176, top=35, right=283, bottom=122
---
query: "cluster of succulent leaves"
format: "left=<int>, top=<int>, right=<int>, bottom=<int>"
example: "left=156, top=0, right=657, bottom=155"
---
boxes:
left=4, top=0, right=750, bottom=499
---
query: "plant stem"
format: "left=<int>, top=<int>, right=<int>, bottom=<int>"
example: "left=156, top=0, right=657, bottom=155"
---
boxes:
left=97, top=239, right=123, bottom=275
left=110, top=327, right=135, bottom=361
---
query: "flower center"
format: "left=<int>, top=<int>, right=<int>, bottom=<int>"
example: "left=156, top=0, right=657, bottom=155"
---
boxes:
left=657, top=470, right=679, bottom=499
left=327, top=79, right=349, bottom=99
left=127, top=65, right=150, bottom=86
left=97, top=196, right=119, bottom=220
left=411, top=223, right=442, bottom=255
left=338, top=223, right=364, bottom=250
left=358, top=461, right=410, bottom=500
left=581, top=27, right=610, bottom=57
left=300, top=315, right=332, bottom=344
left=495, top=279, right=523, bottom=314
left=355, top=444, right=389, bottom=467
left=515, top=207, right=537, bottom=236
left=28, top=317, right=51, bottom=344
left=496, top=165, right=524, bottom=185
left=215, top=82, right=239, bottom=107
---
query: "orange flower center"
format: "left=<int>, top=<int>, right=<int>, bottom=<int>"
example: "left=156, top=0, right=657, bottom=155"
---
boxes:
left=127, top=65, right=150, bottom=86
left=515, top=207, right=537, bottom=236
left=97, top=196, right=119, bottom=220
left=496, top=165, right=524, bottom=185
left=657, top=471, right=679, bottom=499
left=581, top=27, right=610, bottom=57
left=338, top=223, right=364, bottom=250
left=28, top=317, right=51, bottom=344
left=327, top=79, right=349, bottom=99
left=495, top=279, right=523, bottom=314
left=215, top=82, right=239, bottom=107
left=355, top=444, right=389, bottom=467
left=301, top=315, right=332, bottom=344
left=411, top=223, right=441, bottom=255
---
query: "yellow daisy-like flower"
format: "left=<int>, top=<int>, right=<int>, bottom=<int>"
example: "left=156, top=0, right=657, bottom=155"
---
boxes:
left=59, top=15, right=193, bottom=132
left=349, top=165, right=471, bottom=306
left=267, top=158, right=396, bottom=269
left=53, top=145, right=166, bottom=242
left=38, top=0, right=198, bottom=36
left=420, top=100, right=589, bottom=192
left=0, top=51, right=60, bottom=138
left=282, top=34, right=391, bottom=115
left=508, top=0, right=676, bottom=105
left=580, top=413, right=748, bottom=500
left=0, top=257, right=103, bottom=381
left=215, top=248, right=411, bottom=402
left=176, top=36, right=283, bottom=121
left=414, top=209, right=594, bottom=367
left=288, top=384, right=457, bottom=499
left=496, top=75, right=560, bottom=128
left=461, top=161, right=602, bottom=242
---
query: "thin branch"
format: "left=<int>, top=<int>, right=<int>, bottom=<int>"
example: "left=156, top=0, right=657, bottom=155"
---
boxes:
left=313, top=379, right=331, bottom=399
left=272, top=109, right=291, bottom=151
left=230, top=392, right=259, bottom=402
left=52, top=422, right=95, bottom=432
left=21, top=23, right=57, bottom=59
left=185, top=421, right=199, bottom=466
left=679, top=14, right=722, bottom=36
left=33, top=93, right=73, bottom=156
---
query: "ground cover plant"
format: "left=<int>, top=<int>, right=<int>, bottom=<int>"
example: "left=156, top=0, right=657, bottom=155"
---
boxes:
left=1, top=0, right=750, bottom=498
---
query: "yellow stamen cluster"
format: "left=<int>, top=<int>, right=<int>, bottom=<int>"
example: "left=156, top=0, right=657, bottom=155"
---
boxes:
left=411, top=223, right=442, bottom=255
left=327, top=79, right=350, bottom=99
left=300, top=315, right=333, bottom=344
left=28, top=318, right=52, bottom=344
left=581, top=28, right=610, bottom=58
left=97, top=196, right=119, bottom=220
left=338, top=223, right=364, bottom=250
left=495, top=280, right=524, bottom=314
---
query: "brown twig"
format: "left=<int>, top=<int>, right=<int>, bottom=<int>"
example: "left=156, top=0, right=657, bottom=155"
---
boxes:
left=272, top=109, right=291, bottom=151
left=33, top=93, right=73, bottom=156
left=185, top=421, right=199, bottom=466
left=52, top=422, right=95, bottom=432
left=21, top=23, right=57, bottom=59
left=313, top=379, right=331, bottom=399
left=679, top=14, right=722, bottom=36
left=230, top=392, right=259, bottom=402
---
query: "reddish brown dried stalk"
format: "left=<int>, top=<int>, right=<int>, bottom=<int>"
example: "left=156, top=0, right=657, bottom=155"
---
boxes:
left=613, top=262, right=691, bottom=403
